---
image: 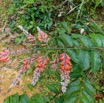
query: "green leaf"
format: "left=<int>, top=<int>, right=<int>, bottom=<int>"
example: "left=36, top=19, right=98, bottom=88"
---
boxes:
left=20, top=94, right=29, bottom=103
left=55, top=71, right=61, bottom=81
left=69, top=80, right=80, bottom=87
left=83, top=80, right=96, bottom=96
left=91, top=50, right=101, bottom=72
left=25, top=83, right=34, bottom=90
left=81, top=90, right=94, bottom=103
left=29, top=94, right=48, bottom=103
left=62, top=79, right=96, bottom=103
left=70, top=72, right=82, bottom=78
left=46, top=84, right=59, bottom=94
left=63, top=96, right=78, bottom=103
left=9, top=93, right=19, bottom=103
left=4, top=97, right=9, bottom=103
left=54, top=97, right=63, bottom=103
left=98, top=34, right=104, bottom=47
left=59, top=34, right=73, bottom=46
left=79, top=35, right=93, bottom=47
left=72, top=39, right=80, bottom=47
left=15, top=38, right=22, bottom=45
left=78, top=50, right=90, bottom=70
left=24, top=0, right=34, bottom=5
left=57, top=39, right=64, bottom=47
left=67, top=49, right=79, bottom=63
left=26, top=68, right=33, bottom=75
left=64, top=80, right=81, bottom=98
left=89, top=34, right=102, bottom=47
left=62, top=21, right=67, bottom=29
left=64, top=86, right=80, bottom=97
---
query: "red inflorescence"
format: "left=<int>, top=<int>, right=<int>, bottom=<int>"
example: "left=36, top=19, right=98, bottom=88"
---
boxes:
left=37, top=27, right=50, bottom=46
left=21, top=58, right=34, bottom=73
left=59, top=53, right=72, bottom=93
left=12, top=57, right=34, bottom=87
left=31, top=56, right=49, bottom=86
left=36, top=56, right=49, bottom=72
left=0, top=49, right=10, bottom=62
left=59, top=53, right=72, bottom=75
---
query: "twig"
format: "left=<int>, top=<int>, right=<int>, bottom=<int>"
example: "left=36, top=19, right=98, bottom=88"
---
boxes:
left=67, top=5, right=79, bottom=15
left=17, top=25, right=31, bottom=36
left=17, top=25, right=36, bottom=41
left=11, top=48, right=33, bottom=55
left=32, top=47, right=104, bottom=50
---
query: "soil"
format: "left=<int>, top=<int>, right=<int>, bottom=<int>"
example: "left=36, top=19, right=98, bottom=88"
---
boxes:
left=0, top=43, right=40, bottom=103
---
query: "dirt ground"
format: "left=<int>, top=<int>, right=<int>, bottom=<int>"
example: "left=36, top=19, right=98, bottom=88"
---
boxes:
left=0, top=43, right=40, bottom=103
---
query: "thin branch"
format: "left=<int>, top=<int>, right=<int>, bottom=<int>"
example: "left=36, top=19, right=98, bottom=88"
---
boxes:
left=11, top=48, right=33, bottom=55
left=67, top=5, right=78, bottom=15
left=32, top=47, right=104, bottom=50
left=10, top=46, right=104, bottom=56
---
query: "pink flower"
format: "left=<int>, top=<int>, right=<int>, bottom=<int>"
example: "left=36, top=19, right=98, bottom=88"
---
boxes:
left=11, top=69, right=23, bottom=87
left=31, top=56, right=49, bottom=85
left=0, top=49, right=10, bottom=62
left=37, top=27, right=50, bottom=46
left=11, top=57, right=34, bottom=88
left=59, top=53, right=72, bottom=93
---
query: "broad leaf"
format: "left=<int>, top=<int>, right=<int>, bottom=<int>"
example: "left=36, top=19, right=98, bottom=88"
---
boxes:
left=89, top=34, right=103, bottom=47
left=10, top=93, right=19, bottom=103
left=98, top=34, right=104, bottom=47
left=91, top=50, right=101, bottom=72
left=29, top=94, right=47, bottom=103
left=78, top=50, right=90, bottom=70
left=62, top=79, right=96, bottom=103
left=46, top=84, right=59, bottom=94
left=67, top=49, right=79, bottom=63
left=20, top=94, right=29, bottom=103
left=78, top=35, right=93, bottom=47
left=59, top=34, right=73, bottom=46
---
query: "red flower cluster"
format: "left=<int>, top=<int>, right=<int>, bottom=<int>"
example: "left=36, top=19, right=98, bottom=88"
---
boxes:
left=0, top=49, right=10, bottom=62
left=20, top=58, right=33, bottom=73
left=31, top=56, right=49, bottom=86
left=35, top=56, right=49, bottom=72
left=59, top=53, right=72, bottom=75
left=37, top=27, right=50, bottom=46
left=59, top=53, right=72, bottom=93
left=12, top=57, right=34, bottom=87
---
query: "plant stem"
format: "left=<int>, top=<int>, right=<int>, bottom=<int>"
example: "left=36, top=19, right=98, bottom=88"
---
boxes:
left=34, top=47, right=104, bottom=50
left=76, top=0, right=85, bottom=20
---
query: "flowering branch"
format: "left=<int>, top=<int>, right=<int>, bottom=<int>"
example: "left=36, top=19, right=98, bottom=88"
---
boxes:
left=31, top=56, right=49, bottom=86
left=59, top=53, right=72, bottom=92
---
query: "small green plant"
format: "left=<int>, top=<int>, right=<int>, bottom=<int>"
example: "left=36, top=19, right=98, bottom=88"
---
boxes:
left=15, top=33, right=27, bottom=45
